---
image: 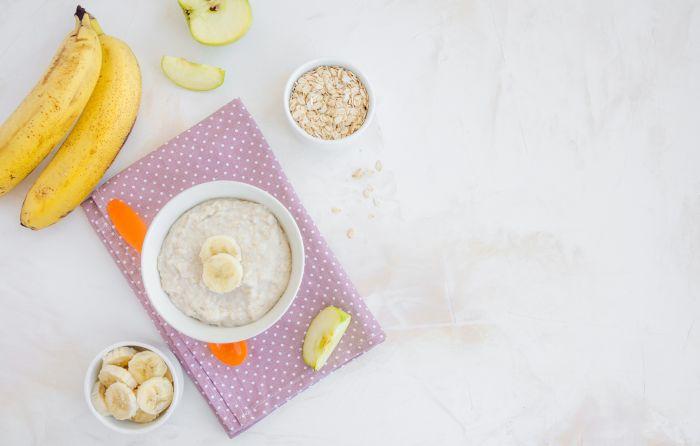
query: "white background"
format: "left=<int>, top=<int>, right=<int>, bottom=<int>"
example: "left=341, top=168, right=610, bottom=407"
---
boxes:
left=1, top=0, right=700, bottom=444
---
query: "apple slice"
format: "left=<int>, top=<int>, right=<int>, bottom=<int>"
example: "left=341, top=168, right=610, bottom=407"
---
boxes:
left=178, top=0, right=252, bottom=46
left=161, top=56, right=225, bottom=91
left=302, top=306, right=352, bottom=371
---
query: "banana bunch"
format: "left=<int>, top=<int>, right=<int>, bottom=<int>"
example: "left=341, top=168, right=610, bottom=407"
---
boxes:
left=91, top=346, right=174, bottom=422
left=0, top=6, right=141, bottom=230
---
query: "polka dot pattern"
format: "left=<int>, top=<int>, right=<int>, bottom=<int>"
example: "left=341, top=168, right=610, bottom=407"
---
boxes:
left=81, top=99, right=385, bottom=438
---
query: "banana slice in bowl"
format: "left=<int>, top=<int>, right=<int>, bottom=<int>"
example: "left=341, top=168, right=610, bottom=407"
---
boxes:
left=84, top=341, right=183, bottom=434
left=136, top=377, right=174, bottom=415
left=128, top=351, right=168, bottom=384
left=105, top=382, right=139, bottom=420
left=102, top=346, right=137, bottom=367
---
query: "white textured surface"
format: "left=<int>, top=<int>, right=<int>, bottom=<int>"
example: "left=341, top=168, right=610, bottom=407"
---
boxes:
left=1, top=0, right=700, bottom=444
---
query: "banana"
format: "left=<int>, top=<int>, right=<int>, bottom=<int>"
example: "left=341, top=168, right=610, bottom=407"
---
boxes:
left=136, top=377, right=174, bottom=415
left=20, top=13, right=142, bottom=229
left=0, top=7, right=101, bottom=196
left=199, top=235, right=241, bottom=262
left=90, top=381, right=110, bottom=416
left=102, top=346, right=137, bottom=367
left=104, top=382, right=139, bottom=420
left=132, top=409, right=158, bottom=424
left=98, top=364, right=137, bottom=389
left=202, top=253, right=243, bottom=293
left=127, top=351, right=168, bottom=385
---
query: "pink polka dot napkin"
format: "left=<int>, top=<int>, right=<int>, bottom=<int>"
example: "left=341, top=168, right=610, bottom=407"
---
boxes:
left=81, top=99, right=385, bottom=437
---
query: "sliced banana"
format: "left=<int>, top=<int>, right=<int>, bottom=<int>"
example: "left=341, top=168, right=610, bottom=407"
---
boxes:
left=136, top=377, right=174, bottom=415
left=98, top=364, right=137, bottom=389
left=202, top=253, right=243, bottom=293
left=104, top=382, right=139, bottom=420
left=90, top=381, right=110, bottom=416
left=132, top=409, right=158, bottom=424
left=199, top=235, right=241, bottom=262
left=102, top=346, right=137, bottom=367
left=128, top=350, right=168, bottom=385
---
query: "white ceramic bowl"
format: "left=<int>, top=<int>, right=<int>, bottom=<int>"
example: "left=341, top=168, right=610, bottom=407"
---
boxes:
left=140, top=180, right=305, bottom=343
left=283, top=58, right=375, bottom=146
left=84, top=341, right=183, bottom=434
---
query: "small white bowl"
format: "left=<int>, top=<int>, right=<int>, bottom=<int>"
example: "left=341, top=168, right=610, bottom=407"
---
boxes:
left=283, top=58, right=375, bottom=147
left=140, top=180, right=305, bottom=343
left=84, top=341, right=183, bottom=434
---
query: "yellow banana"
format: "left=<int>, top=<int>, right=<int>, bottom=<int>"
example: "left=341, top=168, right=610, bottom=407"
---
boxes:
left=0, top=7, right=101, bottom=196
left=21, top=15, right=142, bottom=230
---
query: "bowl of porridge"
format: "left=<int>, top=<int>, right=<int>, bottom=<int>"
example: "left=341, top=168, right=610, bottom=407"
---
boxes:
left=140, top=181, right=305, bottom=343
left=283, top=58, right=375, bottom=146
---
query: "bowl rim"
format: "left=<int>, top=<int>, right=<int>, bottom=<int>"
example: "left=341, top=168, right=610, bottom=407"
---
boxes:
left=140, top=180, right=305, bottom=343
left=83, top=340, right=183, bottom=434
left=283, top=57, right=375, bottom=146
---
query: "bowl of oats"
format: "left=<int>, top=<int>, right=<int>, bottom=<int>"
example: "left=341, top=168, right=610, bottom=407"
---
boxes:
left=284, top=58, right=374, bottom=145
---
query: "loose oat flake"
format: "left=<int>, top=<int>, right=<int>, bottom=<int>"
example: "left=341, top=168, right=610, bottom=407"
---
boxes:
left=346, top=228, right=355, bottom=239
left=289, top=65, right=369, bottom=140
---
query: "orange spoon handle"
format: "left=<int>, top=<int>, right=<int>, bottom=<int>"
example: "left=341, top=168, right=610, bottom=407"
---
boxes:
left=208, top=341, right=248, bottom=366
left=107, top=199, right=147, bottom=253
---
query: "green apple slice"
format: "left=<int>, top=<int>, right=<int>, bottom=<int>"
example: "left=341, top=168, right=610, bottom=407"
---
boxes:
left=178, top=0, right=252, bottom=46
left=302, top=306, right=352, bottom=371
left=161, top=56, right=225, bottom=91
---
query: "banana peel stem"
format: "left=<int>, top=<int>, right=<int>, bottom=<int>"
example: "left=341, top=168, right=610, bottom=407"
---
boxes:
left=75, top=5, right=87, bottom=21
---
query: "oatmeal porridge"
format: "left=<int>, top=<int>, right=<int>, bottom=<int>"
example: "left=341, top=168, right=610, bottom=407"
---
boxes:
left=157, top=198, right=292, bottom=327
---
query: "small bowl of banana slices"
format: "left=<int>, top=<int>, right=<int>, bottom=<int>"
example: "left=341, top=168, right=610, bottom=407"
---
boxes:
left=84, top=341, right=183, bottom=434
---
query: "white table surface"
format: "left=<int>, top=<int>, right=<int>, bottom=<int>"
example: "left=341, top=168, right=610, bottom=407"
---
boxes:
left=2, top=0, right=700, bottom=444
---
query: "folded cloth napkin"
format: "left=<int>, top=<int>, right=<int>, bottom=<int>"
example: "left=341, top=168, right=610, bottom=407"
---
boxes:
left=82, top=98, right=385, bottom=437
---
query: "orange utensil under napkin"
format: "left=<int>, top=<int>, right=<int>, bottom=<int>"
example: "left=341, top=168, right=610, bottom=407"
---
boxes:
left=106, top=198, right=247, bottom=367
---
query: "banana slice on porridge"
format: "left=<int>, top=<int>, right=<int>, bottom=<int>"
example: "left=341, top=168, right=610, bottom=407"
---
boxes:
left=202, top=253, right=243, bottom=293
left=199, top=235, right=241, bottom=261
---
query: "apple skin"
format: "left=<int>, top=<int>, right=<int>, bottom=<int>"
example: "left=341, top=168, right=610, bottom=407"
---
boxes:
left=178, top=0, right=253, bottom=46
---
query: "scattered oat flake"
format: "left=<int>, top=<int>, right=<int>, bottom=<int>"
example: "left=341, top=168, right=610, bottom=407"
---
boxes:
left=346, top=228, right=355, bottom=239
left=368, top=213, right=375, bottom=219
left=362, top=185, right=374, bottom=198
left=331, top=207, right=342, bottom=214
left=375, top=160, right=383, bottom=172
left=352, top=168, right=364, bottom=179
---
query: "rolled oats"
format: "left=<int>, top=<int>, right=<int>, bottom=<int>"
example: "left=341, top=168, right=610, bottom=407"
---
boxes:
left=289, top=65, right=369, bottom=140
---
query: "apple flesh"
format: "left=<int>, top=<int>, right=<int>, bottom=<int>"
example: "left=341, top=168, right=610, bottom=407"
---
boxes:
left=302, top=306, right=352, bottom=371
left=161, top=56, right=225, bottom=91
left=178, top=0, right=252, bottom=46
